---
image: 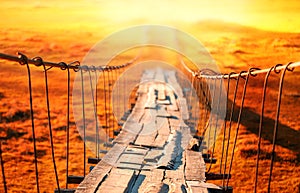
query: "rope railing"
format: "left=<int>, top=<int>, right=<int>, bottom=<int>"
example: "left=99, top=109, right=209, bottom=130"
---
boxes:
left=0, top=52, right=136, bottom=192
left=182, top=60, right=300, bottom=192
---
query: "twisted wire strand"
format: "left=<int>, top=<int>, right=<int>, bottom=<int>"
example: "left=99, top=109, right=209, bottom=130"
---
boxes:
left=0, top=142, right=7, bottom=193
left=18, top=53, right=40, bottom=193
left=39, top=57, right=61, bottom=192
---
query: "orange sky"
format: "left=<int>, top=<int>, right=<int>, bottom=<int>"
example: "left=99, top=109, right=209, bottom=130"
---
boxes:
left=1, top=0, right=300, bottom=33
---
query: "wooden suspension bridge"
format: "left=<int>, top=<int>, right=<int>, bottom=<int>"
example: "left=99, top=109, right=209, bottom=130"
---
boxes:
left=75, top=68, right=221, bottom=193
left=0, top=52, right=299, bottom=193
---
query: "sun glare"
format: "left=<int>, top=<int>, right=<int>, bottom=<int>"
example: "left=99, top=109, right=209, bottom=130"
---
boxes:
left=1, top=0, right=300, bottom=33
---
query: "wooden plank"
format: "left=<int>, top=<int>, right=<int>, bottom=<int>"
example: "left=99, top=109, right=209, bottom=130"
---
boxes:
left=154, top=68, right=166, bottom=82
left=152, top=134, right=169, bottom=148
left=156, top=131, right=186, bottom=169
left=151, top=117, right=170, bottom=148
left=157, top=83, right=166, bottom=101
left=101, top=143, right=127, bottom=166
left=134, top=93, right=148, bottom=109
left=185, top=150, right=206, bottom=182
left=96, top=168, right=136, bottom=193
left=145, top=86, right=156, bottom=109
left=126, top=109, right=144, bottom=123
left=137, top=84, right=148, bottom=94
left=131, top=170, right=167, bottom=193
left=75, top=162, right=111, bottom=193
left=116, top=146, right=149, bottom=170
left=156, top=106, right=171, bottom=118
left=163, top=150, right=187, bottom=192
left=134, top=132, right=157, bottom=147
left=186, top=181, right=208, bottom=193
left=76, top=144, right=126, bottom=193
left=113, top=131, right=137, bottom=145
left=156, top=117, right=170, bottom=136
left=122, top=121, right=143, bottom=134
left=140, top=109, right=156, bottom=125
left=186, top=181, right=221, bottom=193
left=165, top=87, right=178, bottom=111
left=177, top=99, right=189, bottom=120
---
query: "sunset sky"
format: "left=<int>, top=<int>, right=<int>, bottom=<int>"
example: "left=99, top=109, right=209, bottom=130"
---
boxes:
left=1, top=0, right=300, bottom=33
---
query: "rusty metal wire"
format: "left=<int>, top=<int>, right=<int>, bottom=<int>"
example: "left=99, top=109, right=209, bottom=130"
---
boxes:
left=18, top=53, right=40, bottom=193
left=267, top=63, right=295, bottom=192
left=38, top=57, right=61, bottom=192
left=0, top=142, right=7, bottom=193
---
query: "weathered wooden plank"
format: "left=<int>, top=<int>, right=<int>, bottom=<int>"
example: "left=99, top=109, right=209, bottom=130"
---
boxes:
left=145, top=86, right=156, bottom=109
left=154, top=68, right=166, bottom=83
left=185, top=150, right=206, bottom=182
left=75, top=162, right=112, bottom=193
left=123, top=122, right=144, bottom=134
left=131, top=170, right=167, bottom=193
left=126, top=109, right=145, bottom=123
left=186, top=181, right=208, bottom=193
left=101, top=143, right=127, bottom=166
left=96, top=168, right=136, bottom=193
left=134, top=132, right=157, bottom=147
left=113, top=131, right=137, bottom=145
left=156, top=117, right=170, bottom=136
left=186, top=181, right=222, bottom=193
left=165, top=87, right=178, bottom=111
left=163, top=150, right=187, bottom=192
left=137, top=84, right=148, bottom=94
left=157, top=83, right=166, bottom=101
left=177, top=99, right=189, bottom=120
left=116, top=146, right=149, bottom=170
left=140, top=109, right=156, bottom=125
left=156, top=106, right=171, bottom=118
left=134, top=93, right=148, bottom=109
left=76, top=144, right=126, bottom=193
left=152, top=134, right=169, bottom=148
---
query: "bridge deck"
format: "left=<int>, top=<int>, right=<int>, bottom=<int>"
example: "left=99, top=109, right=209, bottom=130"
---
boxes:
left=75, top=69, right=220, bottom=193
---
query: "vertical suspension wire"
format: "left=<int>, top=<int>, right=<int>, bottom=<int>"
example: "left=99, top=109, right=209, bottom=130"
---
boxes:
left=65, top=65, right=71, bottom=189
left=253, top=65, right=278, bottom=193
left=222, top=72, right=243, bottom=187
left=206, top=78, right=217, bottom=153
left=109, top=68, right=114, bottom=137
left=18, top=53, right=40, bottom=193
left=198, top=76, right=206, bottom=135
left=123, top=67, right=127, bottom=114
left=107, top=69, right=111, bottom=138
left=102, top=69, right=109, bottom=146
left=116, top=67, right=121, bottom=129
left=64, top=61, right=80, bottom=188
left=220, top=73, right=235, bottom=174
left=111, top=67, right=117, bottom=135
left=93, top=68, right=100, bottom=159
left=87, top=67, right=98, bottom=158
left=226, top=68, right=260, bottom=188
left=267, top=63, right=294, bottom=193
left=37, top=57, right=61, bottom=192
left=0, top=142, right=7, bottom=193
left=195, top=75, right=201, bottom=134
left=194, top=75, right=200, bottom=133
left=201, top=77, right=211, bottom=138
left=190, top=73, right=197, bottom=128
left=207, top=78, right=223, bottom=172
left=80, top=67, right=86, bottom=177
